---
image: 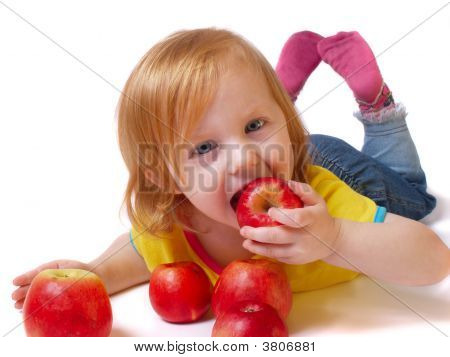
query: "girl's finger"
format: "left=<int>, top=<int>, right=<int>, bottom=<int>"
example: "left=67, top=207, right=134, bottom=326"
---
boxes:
left=11, top=285, right=29, bottom=302
left=12, top=267, right=44, bottom=286
left=240, top=225, right=297, bottom=244
left=12, top=261, right=60, bottom=286
left=12, top=271, right=37, bottom=286
left=242, top=239, right=294, bottom=259
left=268, top=206, right=314, bottom=228
left=287, top=181, right=323, bottom=206
left=15, top=299, right=24, bottom=310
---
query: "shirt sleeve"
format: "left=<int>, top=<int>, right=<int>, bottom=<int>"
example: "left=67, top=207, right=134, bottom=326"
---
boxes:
left=307, top=165, right=383, bottom=223
left=129, top=229, right=142, bottom=257
left=373, top=206, right=387, bottom=223
left=129, top=224, right=194, bottom=273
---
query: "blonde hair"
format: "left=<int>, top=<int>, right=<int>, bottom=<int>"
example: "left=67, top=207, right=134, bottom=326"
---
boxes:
left=116, top=27, right=311, bottom=237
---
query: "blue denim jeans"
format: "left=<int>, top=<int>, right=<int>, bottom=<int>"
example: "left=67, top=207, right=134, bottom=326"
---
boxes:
left=307, top=103, right=436, bottom=221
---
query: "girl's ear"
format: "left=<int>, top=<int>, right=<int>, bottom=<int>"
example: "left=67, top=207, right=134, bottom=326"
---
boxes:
left=144, top=169, right=182, bottom=195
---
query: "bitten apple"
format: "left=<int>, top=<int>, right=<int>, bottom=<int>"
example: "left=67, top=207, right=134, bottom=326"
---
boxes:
left=233, top=177, right=303, bottom=228
left=212, top=300, right=288, bottom=337
left=211, top=258, right=292, bottom=320
left=149, top=261, right=213, bottom=323
left=23, top=269, right=113, bottom=337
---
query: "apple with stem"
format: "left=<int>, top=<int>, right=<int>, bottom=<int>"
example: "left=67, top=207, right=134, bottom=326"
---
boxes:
left=23, top=269, right=113, bottom=337
left=212, top=300, right=288, bottom=337
left=233, top=177, right=303, bottom=228
left=211, top=258, right=292, bottom=320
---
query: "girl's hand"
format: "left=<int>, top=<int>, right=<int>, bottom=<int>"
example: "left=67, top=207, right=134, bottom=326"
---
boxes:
left=11, top=259, right=90, bottom=310
left=240, top=180, right=341, bottom=265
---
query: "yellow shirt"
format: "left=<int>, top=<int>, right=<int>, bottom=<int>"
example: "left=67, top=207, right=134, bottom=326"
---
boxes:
left=130, top=164, right=387, bottom=292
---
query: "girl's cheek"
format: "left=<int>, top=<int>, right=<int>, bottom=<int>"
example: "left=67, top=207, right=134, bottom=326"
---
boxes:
left=190, top=166, right=220, bottom=196
left=272, top=141, right=293, bottom=179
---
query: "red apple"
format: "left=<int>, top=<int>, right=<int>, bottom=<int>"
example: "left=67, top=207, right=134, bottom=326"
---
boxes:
left=149, top=261, right=213, bottom=323
left=212, top=300, right=288, bottom=337
left=23, top=269, right=113, bottom=337
left=234, top=177, right=303, bottom=228
left=212, top=258, right=292, bottom=320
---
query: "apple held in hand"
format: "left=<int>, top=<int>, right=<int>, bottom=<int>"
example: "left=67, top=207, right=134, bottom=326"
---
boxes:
left=149, top=261, right=213, bottom=323
left=212, top=300, right=288, bottom=337
left=212, top=258, right=292, bottom=320
left=233, top=177, right=303, bottom=228
left=23, top=269, right=113, bottom=337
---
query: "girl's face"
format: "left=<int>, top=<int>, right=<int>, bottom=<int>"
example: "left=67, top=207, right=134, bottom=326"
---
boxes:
left=177, top=66, right=294, bottom=230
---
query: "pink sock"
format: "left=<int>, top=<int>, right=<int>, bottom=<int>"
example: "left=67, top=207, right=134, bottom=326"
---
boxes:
left=275, top=31, right=324, bottom=102
left=317, top=31, right=395, bottom=115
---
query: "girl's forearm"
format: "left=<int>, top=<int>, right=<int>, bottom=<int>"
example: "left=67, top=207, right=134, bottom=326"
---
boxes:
left=88, top=233, right=150, bottom=296
left=322, top=218, right=450, bottom=286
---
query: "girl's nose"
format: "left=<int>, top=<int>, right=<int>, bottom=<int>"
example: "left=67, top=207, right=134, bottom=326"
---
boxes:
left=227, top=144, right=261, bottom=176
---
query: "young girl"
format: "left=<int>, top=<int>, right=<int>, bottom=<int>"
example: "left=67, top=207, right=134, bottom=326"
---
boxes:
left=12, top=28, right=449, bottom=310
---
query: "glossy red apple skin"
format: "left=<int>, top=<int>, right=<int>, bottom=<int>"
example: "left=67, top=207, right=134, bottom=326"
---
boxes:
left=149, top=261, right=213, bottom=323
left=23, top=269, right=113, bottom=337
left=212, top=258, right=292, bottom=320
left=236, top=177, right=303, bottom=228
left=212, top=300, right=288, bottom=337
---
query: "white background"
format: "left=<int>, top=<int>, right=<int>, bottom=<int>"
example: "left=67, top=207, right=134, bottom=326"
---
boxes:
left=1, top=0, right=449, bottom=343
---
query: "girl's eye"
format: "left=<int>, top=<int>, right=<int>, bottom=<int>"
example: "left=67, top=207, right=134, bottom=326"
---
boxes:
left=193, top=140, right=218, bottom=156
left=190, top=118, right=266, bottom=158
left=245, top=118, right=266, bottom=133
